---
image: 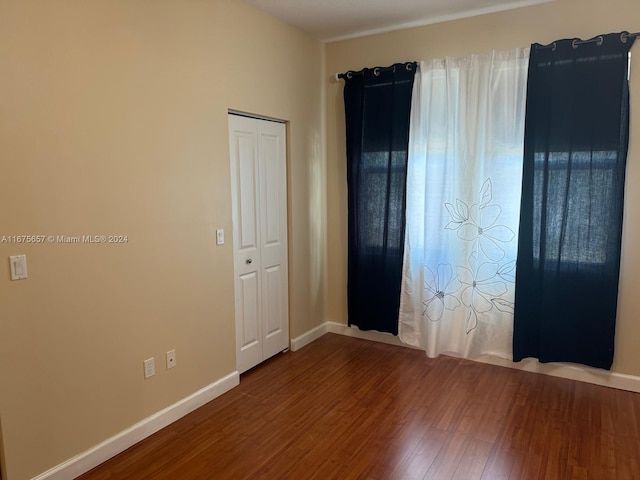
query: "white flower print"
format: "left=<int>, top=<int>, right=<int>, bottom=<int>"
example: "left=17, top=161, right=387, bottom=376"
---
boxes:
left=422, top=264, right=462, bottom=321
left=453, top=180, right=515, bottom=262
left=422, top=177, right=516, bottom=335
left=458, top=262, right=508, bottom=333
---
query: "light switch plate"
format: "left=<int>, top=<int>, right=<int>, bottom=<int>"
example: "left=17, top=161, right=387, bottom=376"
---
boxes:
left=216, top=229, right=224, bottom=245
left=9, top=255, right=27, bottom=280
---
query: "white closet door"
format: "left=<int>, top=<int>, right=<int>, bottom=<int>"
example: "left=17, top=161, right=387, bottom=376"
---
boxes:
left=256, top=120, right=289, bottom=360
left=228, top=114, right=289, bottom=374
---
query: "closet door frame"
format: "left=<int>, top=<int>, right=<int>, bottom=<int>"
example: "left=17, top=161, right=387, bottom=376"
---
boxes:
left=228, top=112, right=289, bottom=374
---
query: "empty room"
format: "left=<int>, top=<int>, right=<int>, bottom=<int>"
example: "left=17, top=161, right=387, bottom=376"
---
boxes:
left=1, top=0, right=639, bottom=479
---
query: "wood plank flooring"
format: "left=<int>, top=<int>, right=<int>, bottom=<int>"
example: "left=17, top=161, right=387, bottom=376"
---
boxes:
left=77, top=333, right=640, bottom=480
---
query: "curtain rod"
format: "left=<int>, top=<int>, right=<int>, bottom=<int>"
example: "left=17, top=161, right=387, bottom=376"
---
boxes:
left=537, top=31, right=640, bottom=50
left=335, top=61, right=417, bottom=82
left=334, top=31, right=640, bottom=80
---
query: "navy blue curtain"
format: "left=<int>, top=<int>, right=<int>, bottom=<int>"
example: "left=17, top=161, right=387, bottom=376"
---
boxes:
left=343, top=62, right=416, bottom=335
left=513, top=33, right=635, bottom=369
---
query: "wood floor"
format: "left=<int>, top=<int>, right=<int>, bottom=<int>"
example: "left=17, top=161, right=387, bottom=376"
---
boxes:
left=77, top=333, right=640, bottom=480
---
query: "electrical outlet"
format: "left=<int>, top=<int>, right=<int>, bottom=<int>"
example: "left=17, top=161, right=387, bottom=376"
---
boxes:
left=144, top=357, right=155, bottom=379
left=166, top=349, right=176, bottom=369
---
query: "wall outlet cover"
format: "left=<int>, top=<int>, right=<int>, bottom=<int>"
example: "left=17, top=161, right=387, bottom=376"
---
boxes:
left=166, top=350, right=176, bottom=369
left=144, top=358, right=155, bottom=379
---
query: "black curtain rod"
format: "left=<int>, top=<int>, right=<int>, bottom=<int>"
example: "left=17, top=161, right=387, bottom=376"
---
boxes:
left=537, top=31, right=640, bottom=50
left=335, top=31, right=640, bottom=80
left=335, top=61, right=417, bottom=81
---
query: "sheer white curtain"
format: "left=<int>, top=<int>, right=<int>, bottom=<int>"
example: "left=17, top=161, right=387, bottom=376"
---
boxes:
left=399, top=48, right=529, bottom=359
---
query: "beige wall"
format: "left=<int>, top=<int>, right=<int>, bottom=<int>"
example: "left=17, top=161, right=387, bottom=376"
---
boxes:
left=0, top=1, right=326, bottom=478
left=326, top=0, right=640, bottom=376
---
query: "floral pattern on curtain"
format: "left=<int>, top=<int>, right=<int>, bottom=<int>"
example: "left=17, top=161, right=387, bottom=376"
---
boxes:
left=423, top=178, right=517, bottom=334
left=399, top=49, right=529, bottom=359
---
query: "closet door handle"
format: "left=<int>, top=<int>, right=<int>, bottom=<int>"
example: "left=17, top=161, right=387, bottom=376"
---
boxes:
left=246, top=258, right=253, bottom=264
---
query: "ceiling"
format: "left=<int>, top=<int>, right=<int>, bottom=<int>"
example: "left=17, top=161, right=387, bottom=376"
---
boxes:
left=245, top=0, right=553, bottom=42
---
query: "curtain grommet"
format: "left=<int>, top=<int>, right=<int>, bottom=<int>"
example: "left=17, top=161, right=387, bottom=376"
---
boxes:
left=373, top=67, right=381, bottom=76
left=572, top=39, right=580, bottom=49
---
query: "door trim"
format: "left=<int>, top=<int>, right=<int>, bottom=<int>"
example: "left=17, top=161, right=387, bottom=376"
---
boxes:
left=228, top=109, right=285, bottom=124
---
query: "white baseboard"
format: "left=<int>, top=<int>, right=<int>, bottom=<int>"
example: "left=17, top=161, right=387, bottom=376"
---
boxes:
left=32, top=372, right=239, bottom=480
left=290, top=323, right=330, bottom=351
left=290, top=321, right=410, bottom=351
left=325, top=321, right=419, bottom=349
left=473, top=355, right=640, bottom=393
left=297, top=321, right=640, bottom=394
